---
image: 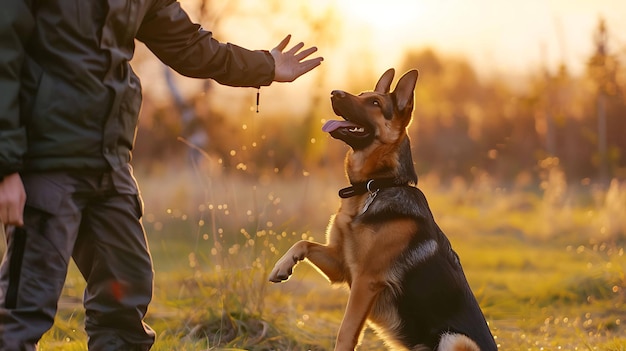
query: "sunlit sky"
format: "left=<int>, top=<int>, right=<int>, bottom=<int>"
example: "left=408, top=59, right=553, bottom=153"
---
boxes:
left=215, top=0, right=624, bottom=78
left=332, top=0, right=624, bottom=78
left=141, top=0, right=625, bottom=115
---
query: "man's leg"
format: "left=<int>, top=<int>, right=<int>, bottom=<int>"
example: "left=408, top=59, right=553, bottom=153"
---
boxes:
left=73, top=188, right=155, bottom=351
left=0, top=173, right=82, bottom=351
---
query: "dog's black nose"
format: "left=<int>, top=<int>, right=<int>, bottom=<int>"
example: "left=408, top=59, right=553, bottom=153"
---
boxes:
left=331, top=90, right=346, bottom=98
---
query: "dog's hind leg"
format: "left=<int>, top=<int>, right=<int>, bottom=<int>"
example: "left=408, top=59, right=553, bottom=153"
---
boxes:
left=334, top=276, right=385, bottom=351
left=437, top=333, right=480, bottom=351
left=268, top=240, right=347, bottom=283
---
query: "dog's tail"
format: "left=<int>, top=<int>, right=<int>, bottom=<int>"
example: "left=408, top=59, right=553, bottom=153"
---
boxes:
left=437, top=332, right=481, bottom=351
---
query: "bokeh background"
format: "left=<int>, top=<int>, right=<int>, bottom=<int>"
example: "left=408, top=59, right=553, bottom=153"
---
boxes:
left=8, top=0, right=626, bottom=350
left=131, top=0, right=626, bottom=187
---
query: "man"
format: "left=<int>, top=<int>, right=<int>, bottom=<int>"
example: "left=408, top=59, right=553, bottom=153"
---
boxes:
left=0, top=0, right=323, bottom=350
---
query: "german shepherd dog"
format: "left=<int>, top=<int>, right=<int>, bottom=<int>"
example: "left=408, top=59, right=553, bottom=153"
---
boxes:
left=269, top=69, right=497, bottom=351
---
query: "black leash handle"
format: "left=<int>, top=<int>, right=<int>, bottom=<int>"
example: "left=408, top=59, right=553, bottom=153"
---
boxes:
left=5, top=226, right=26, bottom=309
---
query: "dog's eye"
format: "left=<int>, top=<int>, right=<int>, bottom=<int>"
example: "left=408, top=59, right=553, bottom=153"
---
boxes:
left=372, top=100, right=380, bottom=106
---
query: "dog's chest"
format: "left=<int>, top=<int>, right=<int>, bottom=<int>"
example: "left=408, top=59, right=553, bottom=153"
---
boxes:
left=338, top=194, right=373, bottom=219
left=331, top=191, right=426, bottom=287
left=333, top=197, right=392, bottom=267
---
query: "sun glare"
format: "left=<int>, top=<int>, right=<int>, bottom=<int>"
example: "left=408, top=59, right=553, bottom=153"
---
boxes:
left=337, top=0, right=427, bottom=33
left=331, top=0, right=625, bottom=77
left=330, top=0, right=438, bottom=75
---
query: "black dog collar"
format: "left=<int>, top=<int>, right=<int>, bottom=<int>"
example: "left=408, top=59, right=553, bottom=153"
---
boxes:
left=338, top=178, right=409, bottom=198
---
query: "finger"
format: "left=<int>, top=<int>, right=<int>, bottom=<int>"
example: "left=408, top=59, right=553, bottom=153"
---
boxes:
left=285, top=42, right=305, bottom=56
left=294, top=58, right=324, bottom=77
left=0, top=208, right=7, bottom=227
left=11, top=205, right=24, bottom=227
left=294, top=46, right=319, bottom=61
left=0, top=204, right=23, bottom=227
left=2, top=211, right=12, bottom=227
left=273, top=34, right=291, bottom=52
left=3, top=224, right=14, bottom=238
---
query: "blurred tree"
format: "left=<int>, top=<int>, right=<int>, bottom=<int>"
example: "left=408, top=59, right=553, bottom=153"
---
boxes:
left=130, top=8, right=626, bottom=185
left=587, top=17, right=622, bottom=183
left=400, top=49, right=516, bottom=182
left=134, top=0, right=339, bottom=178
left=164, top=0, right=241, bottom=166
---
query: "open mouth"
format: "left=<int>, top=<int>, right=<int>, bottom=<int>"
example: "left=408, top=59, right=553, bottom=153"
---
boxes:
left=324, top=90, right=376, bottom=149
left=322, top=120, right=368, bottom=135
left=322, top=118, right=374, bottom=149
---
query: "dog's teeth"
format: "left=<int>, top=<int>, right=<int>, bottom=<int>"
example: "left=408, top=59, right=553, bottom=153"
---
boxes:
left=349, top=127, right=365, bottom=133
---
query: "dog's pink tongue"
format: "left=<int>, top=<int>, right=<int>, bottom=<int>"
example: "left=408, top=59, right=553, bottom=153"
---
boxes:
left=322, top=120, right=359, bottom=133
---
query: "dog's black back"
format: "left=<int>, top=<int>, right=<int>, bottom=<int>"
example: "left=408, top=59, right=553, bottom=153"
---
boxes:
left=361, top=179, right=497, bottom=350
left=350, top=137, right=496, bottom=350
left=400, top=190, right=495, bottom=350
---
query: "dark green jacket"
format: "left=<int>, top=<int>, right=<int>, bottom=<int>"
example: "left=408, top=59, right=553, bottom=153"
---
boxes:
left=0, top=0, right=275, bottom=178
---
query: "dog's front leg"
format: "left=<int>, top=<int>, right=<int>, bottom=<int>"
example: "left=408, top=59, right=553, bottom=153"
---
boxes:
left=334, top=277, right=384, bottom=351
left=268, top=240, right=346, bottom=283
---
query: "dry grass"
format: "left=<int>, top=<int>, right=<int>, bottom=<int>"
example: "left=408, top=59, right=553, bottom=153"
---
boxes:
left=7, top=162, right=626, bottom=350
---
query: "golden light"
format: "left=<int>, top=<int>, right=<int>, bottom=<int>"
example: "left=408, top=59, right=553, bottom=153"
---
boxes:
left=330, top=0, right=626, bottom=78
left=336, top=0, right=428, bottom=33
left=328, top=0, right=438, bottom=79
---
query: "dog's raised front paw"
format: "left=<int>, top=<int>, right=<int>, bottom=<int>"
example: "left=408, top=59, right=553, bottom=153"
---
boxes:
left=268, top=256, right=297, bottom=282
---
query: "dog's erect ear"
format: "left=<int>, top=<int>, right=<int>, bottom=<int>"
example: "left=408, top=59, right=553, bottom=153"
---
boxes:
left=374, top=68, right=395, bottom=94
left=393, top=70, right=419, bottom=112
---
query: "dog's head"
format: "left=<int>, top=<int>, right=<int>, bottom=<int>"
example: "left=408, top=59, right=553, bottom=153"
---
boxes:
left=323, top=68, right=419, bottom=182
left=323, top=68, right=418, bottom=150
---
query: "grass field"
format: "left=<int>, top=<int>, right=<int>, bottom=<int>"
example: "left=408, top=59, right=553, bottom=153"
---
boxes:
left=6, top=166, right=626, bottom=350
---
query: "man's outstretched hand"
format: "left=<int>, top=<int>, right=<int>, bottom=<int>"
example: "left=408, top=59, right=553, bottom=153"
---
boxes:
left=271, top=35, right=323, bottom=83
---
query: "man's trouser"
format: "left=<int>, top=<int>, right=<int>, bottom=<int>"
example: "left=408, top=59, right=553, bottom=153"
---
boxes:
left=0, top=169, right=156, bottom=350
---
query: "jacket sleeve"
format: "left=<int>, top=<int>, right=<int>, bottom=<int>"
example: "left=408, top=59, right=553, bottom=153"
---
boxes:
left=0, top=1, right=34, bottom=178
left=137, top=1, right=275, bottom=88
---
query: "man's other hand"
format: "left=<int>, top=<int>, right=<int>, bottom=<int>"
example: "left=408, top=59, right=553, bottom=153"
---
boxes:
left=0, top=173, right=26, bottom=227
